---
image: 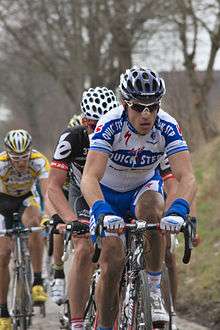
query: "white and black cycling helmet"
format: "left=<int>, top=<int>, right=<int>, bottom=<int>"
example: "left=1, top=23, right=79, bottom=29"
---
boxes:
left=119, top=66, right=166, bottom=104
left=4, top=129, right=32, bottom=154
left=68, top=114, right=82, bottom=127
left=81, top=87, right=119, bottom=120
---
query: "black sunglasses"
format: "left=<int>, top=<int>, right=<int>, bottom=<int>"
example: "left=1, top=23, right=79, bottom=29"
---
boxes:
left=126, top=101, right=160, bottom=113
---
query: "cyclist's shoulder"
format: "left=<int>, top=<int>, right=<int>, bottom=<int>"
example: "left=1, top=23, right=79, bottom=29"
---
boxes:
left=155, top=109, right=184, bottom=140
left=0, top=150, right=9, bottom=162
left=0, top=151, right=10, bottom=175
left=61, top=125, right=88, bottom=138
left=93, top=106, right=125, bottom=135
left=30, top=149, right=49, bottom=161
left=100, top=105, right=124, bottom=123
left=30, top=149, right=50, bottom=171
left=157, top=109, right=178, bottom=125
left=53, top=125, right=89, bottom=160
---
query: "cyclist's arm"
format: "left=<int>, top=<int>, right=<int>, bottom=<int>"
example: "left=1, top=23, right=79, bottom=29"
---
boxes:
left=164, top=177, right=178, bottom=210
left=39, top=177, right=48, bottom=199
left=47, top=167, right=77, bottom=222
left=81, top=150, right=109, bottom=207
left=168, top=150, right=197, bottom=204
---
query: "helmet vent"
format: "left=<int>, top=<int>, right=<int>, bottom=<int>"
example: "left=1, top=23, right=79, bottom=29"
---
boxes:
left=81, top=87, right=118, bottom=120
left=136, top=79, right=143, bottom=92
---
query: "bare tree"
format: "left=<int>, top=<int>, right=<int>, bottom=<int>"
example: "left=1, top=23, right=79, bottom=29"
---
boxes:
left=162, top=0, right=220, bottom=142
left=0, top=0, right=164, bottom=150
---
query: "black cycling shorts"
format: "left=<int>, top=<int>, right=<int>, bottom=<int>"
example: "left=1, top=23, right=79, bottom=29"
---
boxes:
left=0, top=191, right=33, bottom=229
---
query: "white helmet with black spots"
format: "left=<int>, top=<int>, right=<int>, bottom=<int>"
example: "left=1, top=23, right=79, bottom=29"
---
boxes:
left=4, top=129, right=32, bottom=154
left=68, top=114, right=82, bottom=127
left=81, top=87, right=119, bottom=120
left=119, top=66, right=166, bottom=104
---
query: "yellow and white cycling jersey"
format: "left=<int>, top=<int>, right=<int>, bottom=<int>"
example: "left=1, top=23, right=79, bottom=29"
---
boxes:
left=0, top=149, right=50, bottom=197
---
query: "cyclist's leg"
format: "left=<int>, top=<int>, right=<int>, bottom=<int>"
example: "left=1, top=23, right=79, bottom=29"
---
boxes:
left=53, top=233, right=65, bottom=275
left=0, top=237, right=11, bottom=311
left=96, top=237, right=125, bottom=329
left=135, top=190, right=165, bottom=270
left=132, top=178, right=169, bottom=323
left=44, top=190, right=66, bottom=303
left=0, top=214, right=12, bottom=328
left=165, top=234, right=178, bottom=309
left=22, top=201, right=47, bottom=302
left=68, top=183, right=95, bottom=329
left=68, top=236, right=95, bottom=328
left=98, top=185, right=136, bottom=329
left=49, top=234, right=66, bottom=304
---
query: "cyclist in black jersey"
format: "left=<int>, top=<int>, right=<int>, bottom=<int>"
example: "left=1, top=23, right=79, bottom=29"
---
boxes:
left=46, top=87, right=118, bottom=330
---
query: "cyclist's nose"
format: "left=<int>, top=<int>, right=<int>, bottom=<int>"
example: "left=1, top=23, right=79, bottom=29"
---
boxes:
left=141, top=111, right=152, bottom=119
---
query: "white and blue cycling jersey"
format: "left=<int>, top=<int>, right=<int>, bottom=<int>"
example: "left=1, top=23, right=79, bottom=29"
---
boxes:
left=90, top=105, right=188, bottom=193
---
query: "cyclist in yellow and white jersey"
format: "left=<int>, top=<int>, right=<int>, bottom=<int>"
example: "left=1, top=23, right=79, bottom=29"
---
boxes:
left=0, top=129, right=49, bottom=330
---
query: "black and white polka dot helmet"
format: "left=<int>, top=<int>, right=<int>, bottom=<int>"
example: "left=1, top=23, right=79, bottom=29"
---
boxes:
left=119, top=66, right=166, bottom=104
left=81, top=87, right=119, bottom=120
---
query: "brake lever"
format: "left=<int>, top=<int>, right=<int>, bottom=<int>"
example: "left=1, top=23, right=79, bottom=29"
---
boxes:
left=182, top=217, right=197, bottom=264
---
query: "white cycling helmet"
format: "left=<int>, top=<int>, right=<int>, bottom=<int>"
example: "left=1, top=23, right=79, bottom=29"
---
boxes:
left=68, top=114, right=82, bottom=127
left=119, top=66, right=166, bottom=104
left=81, top=87, right=119, bottom=120
left=4, top=129, right=32, bottom=154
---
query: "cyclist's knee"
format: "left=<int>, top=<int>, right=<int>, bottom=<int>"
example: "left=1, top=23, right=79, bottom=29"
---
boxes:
left=165, top=250, right=176, bottom=269
left=73, top=238, right=93, bottom=266
left=0, top=239, right=11, bottom=267
left=22, top=206, right=41, bottom=227
left=100, top=238, right=125, bottom=279
left=135, top=192, right=164, bottom=223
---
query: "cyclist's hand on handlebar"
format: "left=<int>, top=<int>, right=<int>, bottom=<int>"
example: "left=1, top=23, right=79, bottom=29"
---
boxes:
left=103, top=215, right=125, bottom=234
left=56, top=223, right=67, bottom=234
left=192, top=233, right=201, bottom=247
left=160, top=215, right=185, bottom=233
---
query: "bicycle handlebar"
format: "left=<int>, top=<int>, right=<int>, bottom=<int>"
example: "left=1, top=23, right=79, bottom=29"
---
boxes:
left=92, top=221, right=160, bottom=263
left=0, top=226, right=42, bottom=236
left=92, top=217, right=197, bottom=264
left=61, top=221, right=90, bottom=262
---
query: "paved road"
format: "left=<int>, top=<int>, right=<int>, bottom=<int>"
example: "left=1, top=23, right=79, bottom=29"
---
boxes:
left=29, top=295, right=209, bottom=330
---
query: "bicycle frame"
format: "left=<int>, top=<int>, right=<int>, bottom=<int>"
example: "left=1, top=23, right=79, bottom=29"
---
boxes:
left=0, top=213, right=42, bottom=329
left=10, top=231, right=33, bottom=328
left=119, top=225, right=153, bottom=329
left=92, top=218, right=196, bottom=330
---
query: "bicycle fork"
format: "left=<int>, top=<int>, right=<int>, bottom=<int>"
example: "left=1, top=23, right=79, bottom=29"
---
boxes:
left=11, top=236, right=33, bottom=322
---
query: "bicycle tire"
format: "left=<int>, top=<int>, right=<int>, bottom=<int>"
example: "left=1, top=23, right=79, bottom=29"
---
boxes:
left=133, top=270, right=152, bottom=330
left=84, top=295, right=96, bottom=329
left=84, top=269, right=98, bottom=329
left=161, top=265, right=174, bottom=330
left=15, top=272, right=28, bottom=330
left=14, top=241, right=33, bottom=329
left=59, top=300, right=71, bottom=329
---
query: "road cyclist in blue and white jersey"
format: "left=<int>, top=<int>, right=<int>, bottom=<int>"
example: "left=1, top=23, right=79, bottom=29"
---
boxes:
left=81, top=66, right=197, bottom=330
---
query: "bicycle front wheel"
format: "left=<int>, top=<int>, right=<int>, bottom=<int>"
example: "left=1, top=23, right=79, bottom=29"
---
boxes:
left=133, top=270, right=152, bottom=330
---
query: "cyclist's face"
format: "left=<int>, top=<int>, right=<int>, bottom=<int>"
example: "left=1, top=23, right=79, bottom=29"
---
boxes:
left=81, top=118, right=98, bottom=134
left=125, top=100, right=159, bottom=135
left=8, top=152, right=30, bottom=172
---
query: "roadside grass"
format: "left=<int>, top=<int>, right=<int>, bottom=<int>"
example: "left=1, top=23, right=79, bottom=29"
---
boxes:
left=176, top=137, right=220, bottom=327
